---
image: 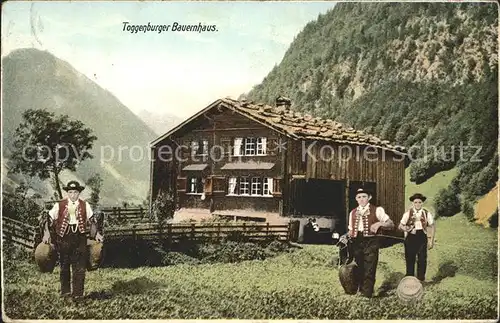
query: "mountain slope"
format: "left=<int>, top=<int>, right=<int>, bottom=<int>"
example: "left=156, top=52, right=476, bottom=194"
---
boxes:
left=136, top=110, right=182, bottom=136
left=246, top=2, right=498, bottom=213
left=2, top=48, right=158, bottom=205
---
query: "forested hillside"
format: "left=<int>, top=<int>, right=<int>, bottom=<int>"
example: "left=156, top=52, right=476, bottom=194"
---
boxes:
left=246, top=2, right=498, bottom=216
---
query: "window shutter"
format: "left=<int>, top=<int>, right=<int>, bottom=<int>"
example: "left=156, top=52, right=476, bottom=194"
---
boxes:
left=177, top=177, right=187, bottom=192
left=228, top=177, right=237, bottom=195
left=212, top=176, right=227, bottom=196
left=272, top=177, right=282, bottom=197
left=204, top=177, right=213, bottom=196
left=267, top=177, right=274, bottom=194
left=261, top=137, right=267, bottom=155
left=268, top=137, right=278, bottom=156
left=221, top=137, right=231, bottom=156
left=234, top=138, right=243, bottom=156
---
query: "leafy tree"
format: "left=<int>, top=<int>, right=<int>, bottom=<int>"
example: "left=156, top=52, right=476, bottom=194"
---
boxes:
left=151, top=190, right=175, bottom=224
left=434, top=186, right=461, bottom=218
left=10, top=109, right=97, bottom=199
left=86, top=173, right=103, bottom=208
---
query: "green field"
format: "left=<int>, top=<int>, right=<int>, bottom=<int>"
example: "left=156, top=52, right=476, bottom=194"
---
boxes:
left=404, top=167, right=458, bottom=215
left=3, top=213, right=498, bottom=320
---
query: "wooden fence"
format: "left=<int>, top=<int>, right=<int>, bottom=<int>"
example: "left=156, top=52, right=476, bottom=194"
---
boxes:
left=3, top=217, right=38, bottom=250
left=3, top=216, right=298, bottom=251
left=105, top=222, right=294, bottom=243
left=100, top=206, right=149, bottom=223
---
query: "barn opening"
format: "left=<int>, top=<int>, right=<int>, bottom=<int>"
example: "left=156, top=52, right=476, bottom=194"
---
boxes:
left=289, top=178, right=346, bottom=232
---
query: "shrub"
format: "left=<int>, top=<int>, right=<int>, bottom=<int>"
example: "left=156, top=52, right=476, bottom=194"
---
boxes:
left=151, top=190, right=175, bottom=223
left=434, top=186, right=461, bottom=218
left=462, top=200, right=475, bottom=222
left=2, top=184, right=44, bottom=226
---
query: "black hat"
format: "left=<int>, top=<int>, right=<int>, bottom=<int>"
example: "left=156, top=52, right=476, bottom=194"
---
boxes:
left=62, top=181, right=85, bottom=192
left=355, top=188, right=372, bottom=196
left=409, top=193, right=427, bottom=202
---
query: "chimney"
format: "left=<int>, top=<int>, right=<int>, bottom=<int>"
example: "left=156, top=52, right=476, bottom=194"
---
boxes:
left=275, top=95, right=291, bottom=109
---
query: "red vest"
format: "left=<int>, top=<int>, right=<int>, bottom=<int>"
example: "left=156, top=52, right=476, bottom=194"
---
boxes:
left=407, top=208, right=428, bottom=230
left=55, top=199, right=87, bottom=237
left=349, top=204, right=379, bottom=237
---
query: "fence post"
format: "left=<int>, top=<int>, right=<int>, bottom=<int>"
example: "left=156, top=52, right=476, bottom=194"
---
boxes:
left=139, top=206, right=144, bottom=219
left=217, top=223, right=221, bottom=239
left=167, top=223, right=172, bottom=246
left=118, top=207, right=122, bottom=221
left=191, top=223, right=195, bottom=240
left=266, top=222, right=270, bottom=238
left=287, top=222, right=292, bottom=241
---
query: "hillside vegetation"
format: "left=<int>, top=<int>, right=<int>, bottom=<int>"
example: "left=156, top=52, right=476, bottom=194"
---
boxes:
left=246, top=2, right=498, bottom=217
left=2, top=49, right=158, bottom=204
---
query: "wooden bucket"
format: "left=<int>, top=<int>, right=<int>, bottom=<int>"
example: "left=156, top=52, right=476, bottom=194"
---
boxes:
left=397, top=276, right=424, bottom=302
left=34, top=242, right=57, bottom=273
left=87, top=240, right=103, bottom=271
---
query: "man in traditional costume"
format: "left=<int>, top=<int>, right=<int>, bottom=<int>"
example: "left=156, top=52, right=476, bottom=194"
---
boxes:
left=43, top=180, right=103, bottom=299
left=339, top=188, right=394, bottom=297
left=399, top=193, right=435, bottom=282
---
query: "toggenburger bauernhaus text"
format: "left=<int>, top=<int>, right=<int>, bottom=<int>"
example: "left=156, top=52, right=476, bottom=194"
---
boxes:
left=122, top=22, right=218, bottom=34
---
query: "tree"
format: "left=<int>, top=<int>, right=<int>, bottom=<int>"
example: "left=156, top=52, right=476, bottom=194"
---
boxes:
left=86, top=173, right=103, bottom=208
left=10, top=109, right=97, bottom=199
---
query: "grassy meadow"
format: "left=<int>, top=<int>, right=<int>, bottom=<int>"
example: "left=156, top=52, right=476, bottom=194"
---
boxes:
left=3, top=213, right=498, bottom=320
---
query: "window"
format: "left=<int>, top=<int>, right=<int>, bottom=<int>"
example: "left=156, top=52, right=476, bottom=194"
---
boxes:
left=190, top=141, right=200, bottom=156
left=233, top=137, right=267, bottom=156
left=245, top=138, right=256, bottom=155
left=251, top=177, right=261, bottom=195
left=187, top=177, right=203, bottom=194
left=227, top=177, right=274, bottom=197
left=239, top=177, right=250, bottom=195
left=202, top=140, right=209, bottom=155
left=191, top=139, right=209, bottom=156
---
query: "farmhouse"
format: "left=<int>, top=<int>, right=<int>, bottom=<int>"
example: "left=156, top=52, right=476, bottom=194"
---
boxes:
left=149, top=97, right=408, bottom=237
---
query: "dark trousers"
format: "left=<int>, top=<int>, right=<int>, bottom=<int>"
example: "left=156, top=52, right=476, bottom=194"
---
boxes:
left=352, top=233, right=380, bottom=298
left=404, top=230, right=427, bottom=281
left=56, top=229, right=88, bottom=297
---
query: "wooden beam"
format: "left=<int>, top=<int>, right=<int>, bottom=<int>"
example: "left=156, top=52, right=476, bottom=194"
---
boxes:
left=191, top=127, right=265, bottom=132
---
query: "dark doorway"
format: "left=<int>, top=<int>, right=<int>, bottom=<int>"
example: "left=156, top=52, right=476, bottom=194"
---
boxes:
left=289, top=178, right=345, bottom=222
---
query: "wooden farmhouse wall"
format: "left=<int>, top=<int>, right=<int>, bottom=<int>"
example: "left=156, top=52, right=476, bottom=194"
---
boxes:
left=286, top=140, right=406, bottom=227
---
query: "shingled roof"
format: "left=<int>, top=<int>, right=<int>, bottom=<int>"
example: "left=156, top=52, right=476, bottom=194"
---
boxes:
left=151, top=97, right=407, bottom=154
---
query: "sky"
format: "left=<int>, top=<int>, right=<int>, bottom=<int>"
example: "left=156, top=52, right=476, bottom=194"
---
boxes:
left=2, top=1, right=336, bottom=119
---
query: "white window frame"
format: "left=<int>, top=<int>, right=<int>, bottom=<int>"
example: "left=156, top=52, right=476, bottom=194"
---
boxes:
left=239, top=177, right=250, bottom=195
left=244, top=138, right=256, bottom=156
left=251, top=177, right=262, bottom=195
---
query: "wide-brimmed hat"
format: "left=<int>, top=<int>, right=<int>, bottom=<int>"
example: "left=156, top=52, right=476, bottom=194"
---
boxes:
left=63, top=180, right=85, bottom=192
left=409, top=193, right=427, bottom=202
left=355, top=188, right=372, bottom=197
